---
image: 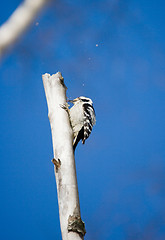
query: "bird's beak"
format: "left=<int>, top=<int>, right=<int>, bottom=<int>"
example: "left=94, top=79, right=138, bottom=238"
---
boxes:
left=67, top=98, right=79, bottom=103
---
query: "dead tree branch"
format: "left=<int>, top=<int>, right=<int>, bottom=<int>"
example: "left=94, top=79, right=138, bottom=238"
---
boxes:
left=42, top=72, right=85, bottom=240
left=0, top=0, right=47, bottom=57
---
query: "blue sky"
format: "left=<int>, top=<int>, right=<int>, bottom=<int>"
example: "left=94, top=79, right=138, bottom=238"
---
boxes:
left=0, top=0, right=165, bottom=239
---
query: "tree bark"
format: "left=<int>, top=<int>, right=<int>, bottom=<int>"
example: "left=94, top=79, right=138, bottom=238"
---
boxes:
left=42, top=72, right=85, bottom=240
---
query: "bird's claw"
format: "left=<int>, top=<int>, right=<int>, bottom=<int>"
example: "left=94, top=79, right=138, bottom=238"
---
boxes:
left=60, top=103, right=69, bottom=111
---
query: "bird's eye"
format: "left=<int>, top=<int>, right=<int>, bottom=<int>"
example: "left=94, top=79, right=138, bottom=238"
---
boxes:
left=81, top=99, right=90, bottom=102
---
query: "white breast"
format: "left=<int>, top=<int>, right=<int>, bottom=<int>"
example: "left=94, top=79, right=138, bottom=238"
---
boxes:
left=69, top=102, right=84, bottom=138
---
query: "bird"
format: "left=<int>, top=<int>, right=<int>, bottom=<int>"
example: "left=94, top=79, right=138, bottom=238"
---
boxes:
left=68, top=96, right=96, bottom=151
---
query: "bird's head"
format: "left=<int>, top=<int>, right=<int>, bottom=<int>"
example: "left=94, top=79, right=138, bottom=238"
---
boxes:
left=68, top=96, right=93, bottom=105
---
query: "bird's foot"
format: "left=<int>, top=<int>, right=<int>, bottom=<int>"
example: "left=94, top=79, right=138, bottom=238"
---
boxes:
left=60, top=103, right=69, bottom=112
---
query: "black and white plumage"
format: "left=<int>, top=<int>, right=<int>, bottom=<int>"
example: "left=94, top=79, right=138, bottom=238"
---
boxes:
left=69, top=96, right=96, bottom=151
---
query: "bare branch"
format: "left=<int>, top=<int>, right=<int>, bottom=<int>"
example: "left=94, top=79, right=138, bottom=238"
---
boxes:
left=0, top=0, right=47, bottom=57
left=42, top=72, right=85, bottom=240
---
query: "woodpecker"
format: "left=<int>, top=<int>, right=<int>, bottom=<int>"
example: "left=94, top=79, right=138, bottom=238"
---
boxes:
left=68, top=96, right=96, bottom=151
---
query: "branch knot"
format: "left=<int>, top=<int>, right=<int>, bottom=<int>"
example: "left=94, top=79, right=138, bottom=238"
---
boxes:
left=68, top=213, right=86, bottom=236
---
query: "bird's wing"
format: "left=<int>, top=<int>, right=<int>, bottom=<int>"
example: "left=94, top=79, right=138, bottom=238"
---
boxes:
left=82, top=103, right=95, bottom=143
